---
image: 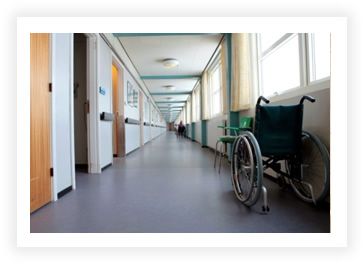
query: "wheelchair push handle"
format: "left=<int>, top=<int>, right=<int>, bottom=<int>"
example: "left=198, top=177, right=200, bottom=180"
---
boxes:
left=299, top=95, right=316, bottom=105
left=257, top=96, right=270, bottom=106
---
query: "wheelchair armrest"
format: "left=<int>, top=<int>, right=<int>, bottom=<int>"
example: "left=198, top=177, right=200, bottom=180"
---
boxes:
left=217, top=126, right=240, bottom=137
left=225, top=126, right=240, bottom=131
left=218, top=125, right=239, bottom=130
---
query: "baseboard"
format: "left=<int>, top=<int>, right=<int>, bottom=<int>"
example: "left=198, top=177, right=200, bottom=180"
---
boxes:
left=101, top=163, right=112, bottom=171
left=57, top=186, right=72, bottom=199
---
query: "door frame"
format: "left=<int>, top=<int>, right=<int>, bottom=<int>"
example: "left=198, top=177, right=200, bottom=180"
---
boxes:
left=84, top=33, right=100, bottom=173
left=112, top=55, right=125, bottom=157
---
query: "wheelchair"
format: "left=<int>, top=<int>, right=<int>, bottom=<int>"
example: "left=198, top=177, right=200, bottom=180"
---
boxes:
left=231, top=95, right=330, bottom=212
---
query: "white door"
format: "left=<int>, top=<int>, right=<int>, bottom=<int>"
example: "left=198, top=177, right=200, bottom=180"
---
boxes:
left=97, top=36, right=113, bottom=168
left=52, top=33, right=75, bottom=197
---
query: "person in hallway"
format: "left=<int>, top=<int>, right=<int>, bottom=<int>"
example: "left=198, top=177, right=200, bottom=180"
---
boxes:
left=177, top=120, right=185, bottom=138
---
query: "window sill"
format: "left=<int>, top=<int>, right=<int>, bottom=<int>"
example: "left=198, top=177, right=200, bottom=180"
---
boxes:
left=209, top=112, right=226, bottom=120
left=266, top=78, right=330, bottom=103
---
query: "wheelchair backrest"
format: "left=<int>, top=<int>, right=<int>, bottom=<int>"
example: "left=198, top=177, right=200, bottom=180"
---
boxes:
left=254, top=104, right=303, bottom=156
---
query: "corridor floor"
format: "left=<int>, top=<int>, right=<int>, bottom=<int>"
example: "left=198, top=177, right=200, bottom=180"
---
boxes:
left=30, top=132, right=330, bottom=233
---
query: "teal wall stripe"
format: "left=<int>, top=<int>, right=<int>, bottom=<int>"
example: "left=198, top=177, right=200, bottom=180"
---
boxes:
left=141, top=75, right=201, bottom=80
left=191, top=122, right=195, bottom=141
left=201, top=120, right=207, bottom=147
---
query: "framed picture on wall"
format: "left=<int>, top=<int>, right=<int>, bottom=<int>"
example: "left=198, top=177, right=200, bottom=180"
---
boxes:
left=127, top=81, right=133, bottom=106
left=133, top=89, right=138, bottom=108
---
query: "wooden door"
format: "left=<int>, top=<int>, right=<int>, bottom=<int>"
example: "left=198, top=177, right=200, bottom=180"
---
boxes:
left=30, top=33, right=51, bottom=213
left=112, top=64, right=119, bottom=156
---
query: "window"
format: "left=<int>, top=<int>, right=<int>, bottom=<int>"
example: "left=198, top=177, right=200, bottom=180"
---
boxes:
left=258, top=33, right=330, bottom=98
left=308, top=33, right=331, bottom=82
left=259, top=33, right=300, bottom=96
left=186, top=98, right=191, bottom=124
left=192, top=84, right=201, bottom=122
left=209, top=59, right=222, bottom=117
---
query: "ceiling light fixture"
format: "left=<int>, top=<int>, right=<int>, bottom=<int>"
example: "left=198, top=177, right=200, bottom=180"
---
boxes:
left=164, top=85, right=176, bottom=91
left=162, top=58, right=179, bottom=68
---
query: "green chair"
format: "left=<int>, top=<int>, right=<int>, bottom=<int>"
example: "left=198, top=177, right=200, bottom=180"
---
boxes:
left=214, top=116, right=253, bottom=173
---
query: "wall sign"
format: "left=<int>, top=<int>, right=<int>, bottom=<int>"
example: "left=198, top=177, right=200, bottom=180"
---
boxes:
left=99, top=86, right=106, bottom=95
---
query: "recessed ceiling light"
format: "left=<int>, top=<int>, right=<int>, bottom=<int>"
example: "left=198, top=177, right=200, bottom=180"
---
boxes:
left=162, top=58, right=179, bottom=68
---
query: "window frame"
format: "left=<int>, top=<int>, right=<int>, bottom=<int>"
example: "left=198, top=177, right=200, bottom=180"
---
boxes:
left=307, top=33, right=331, bottom=84
left=257, top=33, right=330, bottom=103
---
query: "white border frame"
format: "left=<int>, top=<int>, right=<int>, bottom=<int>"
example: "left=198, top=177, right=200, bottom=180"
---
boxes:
left=18, top=17, right=346, bottom=247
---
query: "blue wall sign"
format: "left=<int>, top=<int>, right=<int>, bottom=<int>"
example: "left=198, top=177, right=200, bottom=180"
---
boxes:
left=99, top=86, right=106, bottom=95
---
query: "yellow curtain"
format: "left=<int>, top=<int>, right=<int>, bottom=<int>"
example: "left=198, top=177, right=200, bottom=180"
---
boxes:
left=220, top=40, right=228, bottom=114
left=186, top=97, right=191, bottom=124
left=195, top=84, right=201, bottom=121
left=231, top=33, right=251, bottom=111
left=191, top=91, right=195, bottom=122
left=201, top=71, right=210, bottom=120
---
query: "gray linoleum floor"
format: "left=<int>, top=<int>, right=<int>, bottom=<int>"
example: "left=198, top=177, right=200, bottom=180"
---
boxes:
left=30, top=132, right=330, bottom=233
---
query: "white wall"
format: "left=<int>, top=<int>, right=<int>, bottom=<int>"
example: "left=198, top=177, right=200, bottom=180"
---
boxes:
left=152, top=126, right=158, bottom=139
left=52, top=33, right=75, bottom=196
left=143, top=94, right=151, bottom=144
left=97, top=35, right=113, bottom=168
left=124, top=67, right=141, bottom=154
left=144, top=125, right=151, bottom=144
left=207, top=115, right=227, bottom=149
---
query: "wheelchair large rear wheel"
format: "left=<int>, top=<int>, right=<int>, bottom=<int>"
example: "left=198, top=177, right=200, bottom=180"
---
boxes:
left=231, top=132, right=263, bottom=207
left=289, top=131, right=330, bottom=204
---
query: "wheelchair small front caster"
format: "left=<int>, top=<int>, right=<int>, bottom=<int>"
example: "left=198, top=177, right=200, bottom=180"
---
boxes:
left=262, top=205, right=270, bottom=213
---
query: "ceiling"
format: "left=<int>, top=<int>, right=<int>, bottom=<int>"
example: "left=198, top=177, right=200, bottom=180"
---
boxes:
left=115, top=33, right=223, bottom=122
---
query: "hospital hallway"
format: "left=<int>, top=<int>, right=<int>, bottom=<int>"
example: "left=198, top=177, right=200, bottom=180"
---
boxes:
left=30, top=131, right=330, bottom=233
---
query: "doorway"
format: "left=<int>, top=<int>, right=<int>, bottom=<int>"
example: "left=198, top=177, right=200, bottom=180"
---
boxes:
left=73, top=33, right=89, bottom=172
left=112, top=61, right=125, bottom=157
left=112, top=64, right=119, bottom=157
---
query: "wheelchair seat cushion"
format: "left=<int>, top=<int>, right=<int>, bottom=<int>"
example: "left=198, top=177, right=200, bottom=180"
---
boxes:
left=254, top=104, right=303, bottom=156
